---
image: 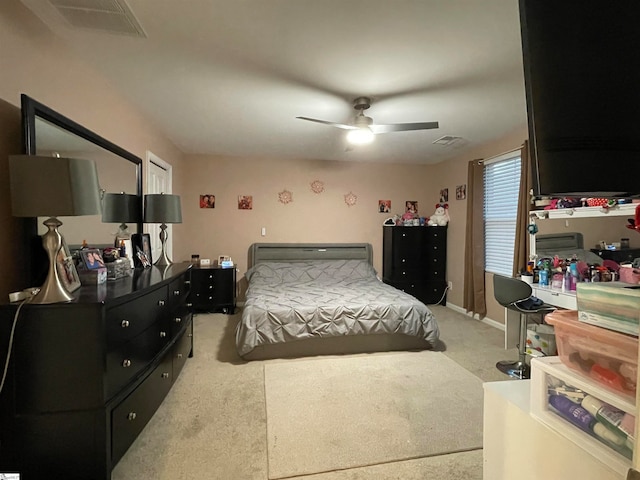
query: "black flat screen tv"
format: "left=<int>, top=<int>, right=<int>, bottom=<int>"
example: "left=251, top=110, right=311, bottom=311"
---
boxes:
left=519, top=0, right=640, bottom=198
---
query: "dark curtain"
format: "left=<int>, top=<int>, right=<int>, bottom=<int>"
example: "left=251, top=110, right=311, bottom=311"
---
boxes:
left=513, top=140, right=533, bottom=276
left=463, top=158, right=486, bottom=317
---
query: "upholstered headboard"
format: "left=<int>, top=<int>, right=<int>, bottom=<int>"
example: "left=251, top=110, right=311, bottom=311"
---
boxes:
left=249, top=243, right=373, bottom=268
left=535, top=232, right=603, bottom=264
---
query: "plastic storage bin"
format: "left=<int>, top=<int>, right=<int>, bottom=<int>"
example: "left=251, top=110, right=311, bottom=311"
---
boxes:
left=530, top=356, right=636, bottom=476
left=545, top=310, right=638, bottom=399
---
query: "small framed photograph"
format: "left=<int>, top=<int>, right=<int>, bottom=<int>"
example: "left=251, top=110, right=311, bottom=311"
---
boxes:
left=439, top=188, right=449, bottom=203
left=200, top=194, right=215, bottom=208
left=456, top=184, right=467, bottom=200
left=135, top=246, right=152, bottom=268
left=132, top=233, right=153, bottom=267
left=56, top=238, right=81, bottom=292
left=378, top=200, right=391, bottom=213
left=238, top=195, right=253, bottom=210
left=79, top=248, right=105, bottom=270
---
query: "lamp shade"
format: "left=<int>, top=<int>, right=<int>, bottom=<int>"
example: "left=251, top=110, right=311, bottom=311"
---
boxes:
left=9, top=155, right=102, bottom=217
left=102, top=192, right=141, bottom=223
left=144, top=194, right=182, bottom=224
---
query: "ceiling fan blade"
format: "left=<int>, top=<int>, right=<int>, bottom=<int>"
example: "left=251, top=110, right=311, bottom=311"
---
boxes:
left=296, top=116, right=357, bottom=130
left=370, top=122, right=439, bottom=134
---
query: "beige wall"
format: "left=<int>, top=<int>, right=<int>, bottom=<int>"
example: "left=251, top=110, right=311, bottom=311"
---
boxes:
left=0, top=0, right=530, bottom=327
left=0, top=0, right=184, bottom=297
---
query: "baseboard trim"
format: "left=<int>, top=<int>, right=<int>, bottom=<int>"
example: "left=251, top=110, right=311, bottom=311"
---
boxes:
left=445, top=303, right=504, bottom=331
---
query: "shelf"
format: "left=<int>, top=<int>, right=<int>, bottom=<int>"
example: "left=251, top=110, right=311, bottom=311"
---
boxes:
left=530, top=203, right=637, bottom=220
left=530, top=356, right=635, bottom=477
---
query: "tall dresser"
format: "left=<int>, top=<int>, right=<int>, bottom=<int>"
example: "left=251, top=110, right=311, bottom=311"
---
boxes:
left=383, top=225, right=447, bottom=305
left=0, top=263, right=193, bottom=480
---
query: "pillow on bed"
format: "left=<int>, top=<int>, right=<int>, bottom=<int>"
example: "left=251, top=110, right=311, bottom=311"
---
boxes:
left=246, top=260, right=376, bottom=284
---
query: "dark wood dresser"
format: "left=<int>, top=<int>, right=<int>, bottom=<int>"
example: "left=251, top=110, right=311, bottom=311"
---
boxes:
left=383, top=225, right=447, bottom=305
left=189, top=265, right=236, bottom=313
left=0, top=263, right=193, bottom=479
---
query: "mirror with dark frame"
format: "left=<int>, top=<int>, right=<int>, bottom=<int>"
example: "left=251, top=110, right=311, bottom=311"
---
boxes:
left=21, top=94, right=143, bottom=285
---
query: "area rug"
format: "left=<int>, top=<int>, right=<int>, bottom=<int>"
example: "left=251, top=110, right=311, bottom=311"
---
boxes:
left=263, top=351, right=484, bottom=479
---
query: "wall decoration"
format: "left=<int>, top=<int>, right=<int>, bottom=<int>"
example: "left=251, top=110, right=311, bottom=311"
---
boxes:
left=278, top=189, right=293, bottom=204
left=378, top=200, right=391, bottom=213
left=456, top=184, right=467, bottom=200
left=310, top=180, right=325, bottom=194
left=439, top=188, right=449, bottom=203
left=238, top=195, right=253, bottom=210
left=344, top=192, right=357, bottom=207
left=200, top=194, right=215, bottom=208
left=405, top=201, right=418, bottom=215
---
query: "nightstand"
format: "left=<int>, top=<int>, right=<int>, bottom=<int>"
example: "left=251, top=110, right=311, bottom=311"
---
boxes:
left=189, top=265, right=236, bottom=314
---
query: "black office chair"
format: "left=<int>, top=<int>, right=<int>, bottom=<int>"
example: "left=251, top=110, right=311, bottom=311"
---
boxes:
left=494, top=274, right=556, bottom=379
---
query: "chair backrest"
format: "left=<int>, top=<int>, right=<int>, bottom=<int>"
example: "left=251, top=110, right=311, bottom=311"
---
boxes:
left=493, top=274, right=533, bottom=308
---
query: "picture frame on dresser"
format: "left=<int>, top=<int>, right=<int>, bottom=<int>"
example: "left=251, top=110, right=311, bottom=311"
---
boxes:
left=131, top=233, right=152, bottom=267
left=56, top=237, right=81, bottom=292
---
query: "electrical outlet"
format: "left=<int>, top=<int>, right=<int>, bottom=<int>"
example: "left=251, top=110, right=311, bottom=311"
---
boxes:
left=447, top=281, right=453, bottom=292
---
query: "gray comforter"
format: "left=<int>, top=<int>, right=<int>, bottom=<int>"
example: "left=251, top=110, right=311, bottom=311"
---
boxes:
left=235, top=259, right=440, bottom=357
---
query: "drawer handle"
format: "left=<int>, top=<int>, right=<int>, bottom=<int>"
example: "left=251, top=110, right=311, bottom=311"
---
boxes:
left=160, top=331, right=167, bottom=338
left=121, top=320, right=130, bottom=328
left=161, top=372, right=170, bottom=379
left=402, top=233, right=406, bottom=237
left=122, top=359, right=132, bottom=368
left=551, top=292, right=559, bottom=296
left=127, top=412, right=137, bottom=421
left=208, top=274, right=213, bottom=279
left=209, top=285, right=214, bottom=289
left=188, top=333, right=193, bottom=338
left=177, top=353, right=183, bottom=359
left=174, top=289, right=181, bottom=296
left=401, top=259, right=406, bottom=263
left=158, top=300, right=165, bottom=306
left=184, top=280, right=191, bottom=285
left=186, top=303, right=193, bottom=308
left=208, top=296, right=213, bottom=300
left=402, top=272, right=406, bottom=275
left=433, top=246, right=438, bottom=250
left=174, top=317, right=182, bottom=323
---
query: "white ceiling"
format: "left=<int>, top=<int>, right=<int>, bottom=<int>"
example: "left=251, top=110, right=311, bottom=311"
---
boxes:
left=21, top=0, right=528, bottom=165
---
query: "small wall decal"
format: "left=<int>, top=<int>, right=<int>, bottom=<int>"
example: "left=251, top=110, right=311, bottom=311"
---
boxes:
left=344, top=192, right=357, bottom=207
left=238, top=195, right=253, bottom=210
left=310, top=180, right=325, bottom=194
left=278, top=189, right=293, bottom=204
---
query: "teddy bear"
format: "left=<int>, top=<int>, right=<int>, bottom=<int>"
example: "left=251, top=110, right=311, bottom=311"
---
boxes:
left=427, top=203, right=449, bottom=226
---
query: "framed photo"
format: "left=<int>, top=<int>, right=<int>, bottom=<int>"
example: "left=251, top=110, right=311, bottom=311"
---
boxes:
left=135, top=246, right=152, bottom=268
left=456, top=184, right=467, bottom=200
left=79, top=248, right=105, bottom=270
left=56, top=238, right=81, bottom=292
left=439, top=188, right=449, bottom=203
left=132, top=233, right=153, bottom=268
left=378, top=200, right=391, bottom=213
left=238, top=195, right=253, bottom=210
left=200, top=194, right=215, bottom=208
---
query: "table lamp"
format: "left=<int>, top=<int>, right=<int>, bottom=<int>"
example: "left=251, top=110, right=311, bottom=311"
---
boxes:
left=102, top=192, right=141, bottom=243
left=144, top=193, right=182, bottom=267
left=9, top=155, right=102, bottom=304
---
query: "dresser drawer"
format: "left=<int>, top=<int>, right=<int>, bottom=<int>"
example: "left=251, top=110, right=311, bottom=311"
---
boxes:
left=168, top=274, right=190, bottom=308
left=170, top=308, right=192, bottom=337
left=106, top=286, right=168, bottom=346
left=111, top=353, right=172, bottom=465
left=172, top=321, right=193, bottom=380
left=106, top=318, right=171, bottom=399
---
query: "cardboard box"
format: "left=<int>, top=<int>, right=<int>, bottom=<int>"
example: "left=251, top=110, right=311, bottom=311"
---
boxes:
left=576, top=282, right=640, bottom=336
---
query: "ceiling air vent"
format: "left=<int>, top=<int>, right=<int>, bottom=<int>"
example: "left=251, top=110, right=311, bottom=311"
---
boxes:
left=433, top=135, right=466, bottom=147
left=47, top=0, right=146, bottom=37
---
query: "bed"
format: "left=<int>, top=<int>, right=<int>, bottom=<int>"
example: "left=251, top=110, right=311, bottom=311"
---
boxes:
left=235, top=243, right=440, bottom=360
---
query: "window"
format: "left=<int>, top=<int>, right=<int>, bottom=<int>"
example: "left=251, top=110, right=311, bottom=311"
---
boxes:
left=484, top=152, right=521, bottom=276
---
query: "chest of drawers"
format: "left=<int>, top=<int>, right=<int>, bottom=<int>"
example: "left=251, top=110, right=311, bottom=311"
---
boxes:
left=189, top=265, right=236, bottom=313
left=0, top=263, right=193, bottom=479
left=382, top=226, right=448, bottom=305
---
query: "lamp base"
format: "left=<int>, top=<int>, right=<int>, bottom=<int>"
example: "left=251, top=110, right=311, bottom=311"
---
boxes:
left=154, top=223, right=173, bottom=267
left=31, top=217, right=74, bottom=304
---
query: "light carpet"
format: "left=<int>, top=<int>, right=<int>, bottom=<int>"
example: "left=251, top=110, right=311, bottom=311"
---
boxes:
left=264, top=350, right=484, bottom=479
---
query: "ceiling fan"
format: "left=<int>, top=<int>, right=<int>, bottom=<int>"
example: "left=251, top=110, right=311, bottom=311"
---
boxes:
left=296, top=96, right=439, bottom=145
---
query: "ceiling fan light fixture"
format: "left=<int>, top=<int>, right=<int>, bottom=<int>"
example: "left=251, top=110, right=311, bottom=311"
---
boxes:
left=346, top=128, right=374, bottom=145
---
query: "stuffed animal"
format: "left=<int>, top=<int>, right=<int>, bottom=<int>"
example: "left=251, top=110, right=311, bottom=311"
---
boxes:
left=427, top=203, right=449, bottom=226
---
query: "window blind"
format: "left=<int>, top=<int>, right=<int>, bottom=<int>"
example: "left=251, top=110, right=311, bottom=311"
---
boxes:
left=484, top=155, right=521, bottom=276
